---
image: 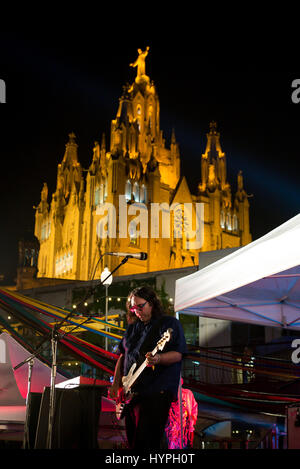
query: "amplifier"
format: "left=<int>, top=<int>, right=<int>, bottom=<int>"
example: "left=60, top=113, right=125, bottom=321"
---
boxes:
left=34, top=386, right=104, bottom=449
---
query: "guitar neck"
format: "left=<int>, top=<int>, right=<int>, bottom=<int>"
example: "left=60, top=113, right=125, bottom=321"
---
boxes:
left=126, top=345, right=158, bottom=390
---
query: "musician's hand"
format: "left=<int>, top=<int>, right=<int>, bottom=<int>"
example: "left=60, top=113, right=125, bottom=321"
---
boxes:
left=145, top=352, right=161, bottom=367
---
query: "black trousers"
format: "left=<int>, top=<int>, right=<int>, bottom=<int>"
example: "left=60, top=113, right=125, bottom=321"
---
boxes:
left=125, top=391, right=173, bottom=450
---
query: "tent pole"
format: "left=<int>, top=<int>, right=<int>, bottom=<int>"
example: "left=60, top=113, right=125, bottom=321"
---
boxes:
left=179, top=373, right=183, bottom=449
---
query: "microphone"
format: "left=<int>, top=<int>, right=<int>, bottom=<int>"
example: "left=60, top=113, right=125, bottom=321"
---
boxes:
left=106, top=252, right=148, bottom=260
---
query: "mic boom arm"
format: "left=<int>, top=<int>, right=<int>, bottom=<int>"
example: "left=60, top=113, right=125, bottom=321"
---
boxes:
left=105, top=252, right=148, bottom=260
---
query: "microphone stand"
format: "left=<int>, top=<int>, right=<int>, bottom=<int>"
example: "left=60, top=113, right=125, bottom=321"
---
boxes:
left=46, top=327, right=59, bottom=449
left=22, top=358, right=34, bottom=449
left=45, top=255, right=130, bottom=449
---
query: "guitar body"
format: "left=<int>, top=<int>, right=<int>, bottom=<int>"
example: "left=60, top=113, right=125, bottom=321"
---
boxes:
left=122, top=362, right=137, bottom=395
left=114, top=328, right=173, bottom=420
left=115, top=388, right=134, bottom=420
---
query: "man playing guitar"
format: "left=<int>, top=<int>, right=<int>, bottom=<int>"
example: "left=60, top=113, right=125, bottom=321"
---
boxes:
left=109, top=286, right=187, bottom=450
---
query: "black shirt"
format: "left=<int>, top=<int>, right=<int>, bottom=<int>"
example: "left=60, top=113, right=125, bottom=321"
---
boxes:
left=118, top=315, right=187, bottom=397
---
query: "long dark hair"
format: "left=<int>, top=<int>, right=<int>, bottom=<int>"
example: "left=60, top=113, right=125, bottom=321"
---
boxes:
left=126, top=286, right=165, bottom=319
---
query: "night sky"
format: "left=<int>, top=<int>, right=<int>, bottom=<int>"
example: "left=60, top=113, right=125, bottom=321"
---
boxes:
left=1, top=34, right=300, bottom=284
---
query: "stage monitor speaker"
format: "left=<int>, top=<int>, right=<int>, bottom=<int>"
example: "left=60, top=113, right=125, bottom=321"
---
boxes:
left=34, top=386, right=104, bottom=449
left=287, top=403, right=300, bottom=449
left=23, top=392, right=43, bottom=449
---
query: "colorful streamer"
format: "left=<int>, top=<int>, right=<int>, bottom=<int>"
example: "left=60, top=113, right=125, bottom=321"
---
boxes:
left=0, top=288, right=120, bottom=375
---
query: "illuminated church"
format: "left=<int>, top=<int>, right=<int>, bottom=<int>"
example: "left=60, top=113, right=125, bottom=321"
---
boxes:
left=34, top=48, right=252, bottom=282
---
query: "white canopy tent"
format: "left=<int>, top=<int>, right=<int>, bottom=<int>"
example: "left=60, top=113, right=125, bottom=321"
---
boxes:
left=175, top=214, right=300, bottom=330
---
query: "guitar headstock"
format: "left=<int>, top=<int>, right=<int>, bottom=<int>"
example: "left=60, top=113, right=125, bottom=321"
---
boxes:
left=157, top=328, right=173, bottom=351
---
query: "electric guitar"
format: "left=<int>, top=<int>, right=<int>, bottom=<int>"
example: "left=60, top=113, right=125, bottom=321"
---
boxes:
left=115, top=328, right=173, bottom=420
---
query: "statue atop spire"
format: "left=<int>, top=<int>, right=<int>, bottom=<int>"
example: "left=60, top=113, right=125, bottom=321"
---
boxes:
left=130, top=47, right=150, bottom=83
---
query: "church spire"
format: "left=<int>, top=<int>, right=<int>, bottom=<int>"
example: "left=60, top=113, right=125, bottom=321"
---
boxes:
left=171, top=128, right=176, bottom=145
left=199, top=121, right=227, bottom=193
left=56, top=132, right=82, bottom=200
left=62, top=132, right=78, bottom=164
left=101, top=132, right=106, bottom=151
left=235, top=170, right=247, bottom=201
left=202, top=121, right=225, bottom=161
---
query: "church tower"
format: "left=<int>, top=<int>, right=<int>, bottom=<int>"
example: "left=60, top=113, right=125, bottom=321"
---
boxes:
left=35, top=132, right=85, bottom=278
left=197, top=121, right=252, bottom=251
left=33, top=48, right=252, bottom=282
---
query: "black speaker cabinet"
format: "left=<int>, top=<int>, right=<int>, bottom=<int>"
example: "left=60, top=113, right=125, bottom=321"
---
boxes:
left=23, top=392, right=43, bottom=449
left=34, top=386, right=104, bottom=449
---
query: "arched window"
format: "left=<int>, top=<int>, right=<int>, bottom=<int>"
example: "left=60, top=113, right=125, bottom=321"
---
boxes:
left=63, top=254, right=67, bottom=274
left=140, top=184, right=147, bottom=204
left=41, top=218, right=51, bottom=241
left=136, top=105, right=142, bottom=132
left=133, top=181, right=140, bottom=202
left=95, top=186, right=100, bottom=206
left=226, top=213, right=232, bottom=231
left=66, top=253, right=71, bottom=272
left=233, top=214, right=238, bottom=231
left=129, top=221, right=138, bottom=246
left=104, top=179, right=108, bottom=202
left=220, top=210, right=225, bottom=229
left=55, top=256, right=62, bottom=276
left=148, top=105, right=153, bottom=129
left=125, top=180, right=132, bottom=202
left=99, top=184, right=104, bottom=204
